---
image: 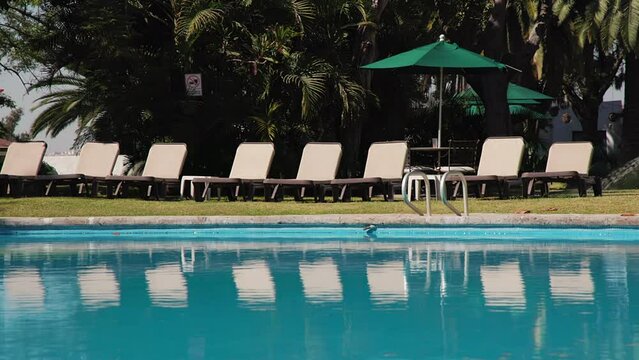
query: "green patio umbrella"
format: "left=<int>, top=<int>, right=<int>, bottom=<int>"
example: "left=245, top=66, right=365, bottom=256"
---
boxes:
left=456, top=82, right=552, bottom=105
left=362, top=35, right=507, bottom=148
left=467, top=104, right=548, bottom=120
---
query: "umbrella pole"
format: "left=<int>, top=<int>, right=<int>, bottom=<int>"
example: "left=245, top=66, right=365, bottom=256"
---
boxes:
left=437, top=67, right=443, bottom=169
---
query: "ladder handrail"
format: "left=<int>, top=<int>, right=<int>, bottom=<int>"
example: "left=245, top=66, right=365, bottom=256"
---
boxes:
left=401, top=170, right=432, bottom=216
left=439, top=171, right=469, bottom=216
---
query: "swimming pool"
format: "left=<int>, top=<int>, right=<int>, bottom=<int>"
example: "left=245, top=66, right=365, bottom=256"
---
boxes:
left=1, top=225, right=639, bottom=359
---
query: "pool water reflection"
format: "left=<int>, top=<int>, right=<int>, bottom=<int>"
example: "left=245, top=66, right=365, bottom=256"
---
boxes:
left=2, top=239, right=639, bottom=359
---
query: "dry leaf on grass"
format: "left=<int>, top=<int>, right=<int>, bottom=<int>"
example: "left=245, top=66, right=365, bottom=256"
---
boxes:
left=515, top=210, right=531, bottom=214
left=543, top=207, right=558, bottom=212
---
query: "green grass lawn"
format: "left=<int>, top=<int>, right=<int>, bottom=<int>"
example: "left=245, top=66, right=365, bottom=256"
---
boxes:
left=0, top=189, right=637, bottom=217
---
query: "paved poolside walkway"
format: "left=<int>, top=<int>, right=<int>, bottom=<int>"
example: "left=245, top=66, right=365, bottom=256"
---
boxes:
left=0, top=213, right=638, bottom=227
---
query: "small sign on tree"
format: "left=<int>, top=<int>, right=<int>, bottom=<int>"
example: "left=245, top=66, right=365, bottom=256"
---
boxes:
left=184, top=73, right=202, bottom=97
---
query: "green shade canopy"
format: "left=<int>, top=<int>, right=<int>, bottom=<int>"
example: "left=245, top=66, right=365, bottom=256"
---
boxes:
left=361, top=35, right=508, bottom=149
left=456, top=82, right=552, bottom=104
left=361, top=38, right=506, bottom=73
left=467, top=104, right=548, bottom=120
left=507, top=83, right=553, bottom=100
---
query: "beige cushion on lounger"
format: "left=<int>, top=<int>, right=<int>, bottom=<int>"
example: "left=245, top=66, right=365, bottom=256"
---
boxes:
left=76, top=142, right=120, bottom=178
left=521, top=142, right=593, bottom=180
left=362, top=141, right=409, bottom=180
left=228, top=142, right=275, bottom=180
left=295, top=142, right=342, bottom=181
left=263, top=142, right=342, bottom=201
left=141, top=143, right=188, bottom=180
left=520, top=141, right=597, bottom=197
left=476, top=137, right=525, bottom=177
left=329, top=141, right=407, bottom=201
left=331, top=141, right=409, bottom=185
left=1, top=141, right=47, bottom=176
left=545, top=142, right=593, bottom=175
left=265, top=142, right=342, bottom=185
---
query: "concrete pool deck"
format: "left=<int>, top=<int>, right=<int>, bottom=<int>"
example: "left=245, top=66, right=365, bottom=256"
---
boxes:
left=0, top=213, right=638, bottom=227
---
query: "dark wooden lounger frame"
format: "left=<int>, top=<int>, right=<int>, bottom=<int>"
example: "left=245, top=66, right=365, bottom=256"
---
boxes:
left=105, top=176, right=180, bottom=200
left=521, top=171, right=602, bottom=197
left=450, top=175, right=519, bottom=199
left=36, top=174, right=105, bottom=197
left=330, top=177, right=399, bottom=202
left=0, top=175, right=39, bottom=197
left=263, top=179, right=331, bottom=202
left=191, top=177, right=263, bottom=202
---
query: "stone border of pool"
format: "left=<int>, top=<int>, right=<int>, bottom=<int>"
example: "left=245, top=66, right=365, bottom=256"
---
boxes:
left=0, top=213, right=638, bottom=227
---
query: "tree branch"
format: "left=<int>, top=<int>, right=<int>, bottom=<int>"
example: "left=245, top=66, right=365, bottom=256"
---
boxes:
left=0, top=62, right=28, bottom=89
left=6, top=4, right=48, bottom=27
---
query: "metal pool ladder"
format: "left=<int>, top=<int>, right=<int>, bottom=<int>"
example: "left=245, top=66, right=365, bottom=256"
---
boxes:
left=401, top=170, right=469, bottom=216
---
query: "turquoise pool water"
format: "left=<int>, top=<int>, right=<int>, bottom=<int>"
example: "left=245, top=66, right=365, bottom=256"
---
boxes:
left=1, top=226, right=639, bottom=359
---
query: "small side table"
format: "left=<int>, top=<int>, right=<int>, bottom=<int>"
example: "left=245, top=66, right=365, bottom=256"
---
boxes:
left=406, top=174, right=441, bottom=200
left=180, top=176, right=199, bottom=199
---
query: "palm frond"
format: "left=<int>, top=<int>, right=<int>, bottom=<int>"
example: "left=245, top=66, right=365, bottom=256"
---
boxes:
left=30, top=75, right=104, bottom=137
left=629, top=0, right=639, bottom=50
left=289, top=0, right=316, bottom=32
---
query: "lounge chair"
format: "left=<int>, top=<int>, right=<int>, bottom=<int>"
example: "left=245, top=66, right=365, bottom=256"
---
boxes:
left=521, top=142, right=602, bottom=197
left=0, top=141, right=47, bottom=197
left=191, top=142, right=275, bottom=201
left=449, top=137, right=525, bottom=199
left=105, top=143, right=187, bottom=199
left=36, top=142, right=119, bottom=196
left=263, top=142, right=342, bottom=202
left=331, top=141, right=408, bottom=201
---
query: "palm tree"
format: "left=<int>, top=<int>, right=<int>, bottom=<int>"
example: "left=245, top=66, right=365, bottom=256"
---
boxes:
left=551, top=0, right=625, bottom=143
left=590, top=0, right=639, bottom=162
left=554, top=0, right=639, bottom=160
left=30, top=75, right=105, bottom=138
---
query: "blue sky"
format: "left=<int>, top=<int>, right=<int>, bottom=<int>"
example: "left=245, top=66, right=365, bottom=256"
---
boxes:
left=0, top=71, right=77, bottom=154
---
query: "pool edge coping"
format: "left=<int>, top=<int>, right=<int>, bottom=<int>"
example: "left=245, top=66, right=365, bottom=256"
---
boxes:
left=0, top=213, right=638, bottom=227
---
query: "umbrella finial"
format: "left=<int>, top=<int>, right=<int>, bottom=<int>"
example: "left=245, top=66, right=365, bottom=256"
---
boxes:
left=439, top=34, right=446, bottom=42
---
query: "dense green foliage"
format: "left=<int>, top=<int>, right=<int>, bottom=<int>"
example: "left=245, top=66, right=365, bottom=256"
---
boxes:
left=1, top=0, right=638, bottom=175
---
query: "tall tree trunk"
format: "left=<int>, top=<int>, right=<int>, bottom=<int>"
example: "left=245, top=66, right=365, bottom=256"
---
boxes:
left=567, top=42, right=623, bottom=144
left=341, top=0, right=389, bottom=175
left=622, top=52, right=639, bottom=162
left=540, top=11, right=564, bottom=98
left=467, top=0, right=511, bottom=137
left=567, top=43, right=600, bottom=142
left=506, top=0, right=552, bottom=89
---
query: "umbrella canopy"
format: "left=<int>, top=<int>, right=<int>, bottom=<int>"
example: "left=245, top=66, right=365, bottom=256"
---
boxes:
left=467, top=104, right=548, bottom=120
left=508, top=83, right=553, bottom=101
left=457, top=82, right=552, bottom=105
left=362, top=35, right=507, bottom=150
left=362, top=37, right=506, bottom=73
